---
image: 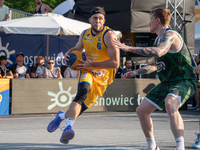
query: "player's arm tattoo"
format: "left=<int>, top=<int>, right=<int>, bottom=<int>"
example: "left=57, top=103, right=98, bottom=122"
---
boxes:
left=130, top=31, right=175, bottom=57
left=137, top=65, right=157, bottom=75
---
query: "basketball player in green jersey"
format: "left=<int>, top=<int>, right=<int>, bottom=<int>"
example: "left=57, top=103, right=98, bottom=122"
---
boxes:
left=113, top=8, right=197, bottom=150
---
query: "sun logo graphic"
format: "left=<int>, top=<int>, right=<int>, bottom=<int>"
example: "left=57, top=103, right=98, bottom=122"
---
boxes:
left=47, top=81, right=76, bottom=110
left=0, top=37, right=15, bottom=64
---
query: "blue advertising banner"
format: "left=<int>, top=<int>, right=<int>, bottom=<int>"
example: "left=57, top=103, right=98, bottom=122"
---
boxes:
left=0, top=79, right=10, bottom=115
left=0, top=33, right=79, bottom=68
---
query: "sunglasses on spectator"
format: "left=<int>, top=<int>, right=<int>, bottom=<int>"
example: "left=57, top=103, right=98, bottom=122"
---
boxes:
left=48, top=62, right=54, bottom=64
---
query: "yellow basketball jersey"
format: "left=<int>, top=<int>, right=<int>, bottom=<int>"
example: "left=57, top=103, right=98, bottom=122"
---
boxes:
left=82, top=26, right=116, bottom=85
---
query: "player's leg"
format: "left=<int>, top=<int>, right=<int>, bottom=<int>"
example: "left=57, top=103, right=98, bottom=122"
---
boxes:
left=60, top=70, right=108, bottom=144
left=136, top=99, right=157, bottom=137
left=137, top=83, right=167, bottom=150
left=60, top=82, right=90, bottom=144
left=136, top=99, right=158, bottom=150
left=47, top=70, right=91, bottom=133
left=165, top=95, right=185, bottom=150
left=166, top=80, right=197, bottom=150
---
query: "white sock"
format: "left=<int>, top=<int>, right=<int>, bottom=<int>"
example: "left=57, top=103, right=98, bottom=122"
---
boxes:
left=175, top=137, right=185, bottom=150
left=58, top=112, right=66, bottom=120
left=146, top=136, right=156, bottom=149
left=66, top=118, right=75, bottom=127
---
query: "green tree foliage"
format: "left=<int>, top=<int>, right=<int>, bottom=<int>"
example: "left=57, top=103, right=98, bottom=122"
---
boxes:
left=4, top=0, right=66, bottom=13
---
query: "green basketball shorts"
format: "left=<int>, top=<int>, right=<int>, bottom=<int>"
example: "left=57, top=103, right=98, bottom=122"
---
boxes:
left=145, top=80, right=197, bottom=110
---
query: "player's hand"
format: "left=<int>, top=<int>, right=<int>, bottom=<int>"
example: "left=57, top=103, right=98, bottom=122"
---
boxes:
left=112, top=38, right=131, bottom=52
left=122, top=71, right=136, bottom=80
left=194, top=65, right=200, bottom=74
left=64, top=48, right=74, bottom=62
left=76, top=55, right=92, bottom=70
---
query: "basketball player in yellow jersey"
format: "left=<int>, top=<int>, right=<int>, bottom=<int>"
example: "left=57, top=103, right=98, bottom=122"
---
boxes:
left=47, top=6, right=120, bottom=144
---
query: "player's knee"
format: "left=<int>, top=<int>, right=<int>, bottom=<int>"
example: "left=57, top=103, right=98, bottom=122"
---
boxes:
left=165, top=102, right=178, bottom=115
left=136, top=106, right=144, bottom=117
left=73, top=82, right=90, bottom=105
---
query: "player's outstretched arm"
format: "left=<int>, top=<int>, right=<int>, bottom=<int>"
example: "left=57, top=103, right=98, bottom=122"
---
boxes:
left=113, top=31, right=175, bottom=57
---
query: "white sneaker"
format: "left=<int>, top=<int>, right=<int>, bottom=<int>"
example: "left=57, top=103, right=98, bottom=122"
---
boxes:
left=192, top=133, right=200, bottom=149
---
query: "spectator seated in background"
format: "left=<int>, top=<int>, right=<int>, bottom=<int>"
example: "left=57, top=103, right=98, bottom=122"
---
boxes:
left=33, top=0, right=53, bottom=14
left=43, top=59, right=62, bottom=79
left=63, top=61, right=78, bottom=78
left=195, top=49, right=200, bottom=66
left=30, top=55, right=45, bottom=78
left=0, top=56, right=13, bottom=78
left=122, top=59, right=135, bottom=78
left=0, top=0, right=9, bottom=21
left=115, top=66, right=122, bottom=78
left=64, top=67, right=79, bottom=78
left=11, top=52, right=30, bottom=78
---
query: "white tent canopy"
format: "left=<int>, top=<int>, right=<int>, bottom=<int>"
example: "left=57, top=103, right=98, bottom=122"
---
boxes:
left=0, top=13, right=90, bottom=35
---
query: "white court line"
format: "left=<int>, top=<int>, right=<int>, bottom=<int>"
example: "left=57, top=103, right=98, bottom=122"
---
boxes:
left=69, top=148, right=141, bottom=150
left=4, top=148, right=141, bottom=150
left=0, top=113, right=136, bottom=120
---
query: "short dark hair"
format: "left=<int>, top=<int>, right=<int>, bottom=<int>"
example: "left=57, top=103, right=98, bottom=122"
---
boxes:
left=0, top=55, right=7, bottom=60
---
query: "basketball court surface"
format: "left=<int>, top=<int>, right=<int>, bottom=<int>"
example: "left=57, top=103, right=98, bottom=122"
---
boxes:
left=0, top=109, right=199, bottom=150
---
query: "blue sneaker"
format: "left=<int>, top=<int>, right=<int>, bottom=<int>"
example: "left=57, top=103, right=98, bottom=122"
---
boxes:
left=47, top=110, right=65, bottom=133
left=60, top=125, right=75, bottom=144
left=192, top=133, right=200, bottom=149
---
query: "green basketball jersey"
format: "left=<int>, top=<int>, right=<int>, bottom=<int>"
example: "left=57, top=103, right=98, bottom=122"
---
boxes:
left=154, top=29, right=197, bottom=83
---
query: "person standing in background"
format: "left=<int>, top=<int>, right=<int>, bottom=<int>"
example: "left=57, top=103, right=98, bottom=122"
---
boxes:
left=33, top=0, right=53, bottom=14
left=0, top=0, right=9, bottom=21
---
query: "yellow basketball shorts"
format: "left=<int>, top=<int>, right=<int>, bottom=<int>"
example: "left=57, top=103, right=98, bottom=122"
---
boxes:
left=78, top=70, right=108, bottom=108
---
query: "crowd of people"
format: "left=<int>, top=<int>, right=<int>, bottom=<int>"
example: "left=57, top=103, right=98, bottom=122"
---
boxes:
left=0, top=53, right=78, bottom=79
